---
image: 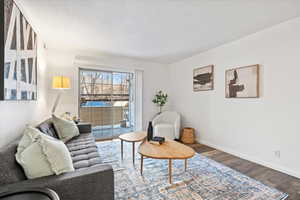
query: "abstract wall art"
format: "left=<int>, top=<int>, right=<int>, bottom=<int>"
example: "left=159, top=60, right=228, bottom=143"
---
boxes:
left=225, top=65, right=259, bottom=98
left=193, top=65, right=214, bottom=91
left=0, top=0, right=38, bottom=100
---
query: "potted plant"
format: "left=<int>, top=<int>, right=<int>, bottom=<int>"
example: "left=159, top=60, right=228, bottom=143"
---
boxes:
left=152, top=90, right=168, bottom=114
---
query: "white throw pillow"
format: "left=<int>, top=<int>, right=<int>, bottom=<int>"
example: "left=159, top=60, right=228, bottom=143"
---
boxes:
left=16, top=126, right=75, bottom=179
left=16, top=126, right=42, bottom=154
left=52, top=115, right=80, bottom=143
left=38, top=134, right=75, bottom=175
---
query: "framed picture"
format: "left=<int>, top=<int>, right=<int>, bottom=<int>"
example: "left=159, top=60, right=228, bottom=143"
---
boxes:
left=225, top=64, right=259, bottom=98
left=0, top=0, right=38, bottom=101
left=193, top=65, right=214, bottom=91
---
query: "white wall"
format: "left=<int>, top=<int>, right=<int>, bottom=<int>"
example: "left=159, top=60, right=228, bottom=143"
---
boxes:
left=46, top=50, right=170, bottom=129
left=0, top=40, right=49, bottom=148
left=169, top=17, right=300, bottom=178
left=0, top=1, right=49, bottom=148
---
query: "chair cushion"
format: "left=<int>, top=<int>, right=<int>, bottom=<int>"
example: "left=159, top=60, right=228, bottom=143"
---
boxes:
left=66, top=133, right=102, bottom=170
left=154, top=123, right=175, bottom=140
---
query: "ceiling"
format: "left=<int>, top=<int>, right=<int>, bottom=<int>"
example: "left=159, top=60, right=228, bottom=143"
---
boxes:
left=16, top=0, right=300, bottom=64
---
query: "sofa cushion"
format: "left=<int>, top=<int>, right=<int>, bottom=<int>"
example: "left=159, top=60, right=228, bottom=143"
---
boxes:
left=66, top=133, right=102, bottom=170
left=0, top=141, right=26, bottom=185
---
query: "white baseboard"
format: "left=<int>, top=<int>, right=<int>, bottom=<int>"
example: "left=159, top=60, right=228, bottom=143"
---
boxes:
left=199, top=139, right=300, bottom=179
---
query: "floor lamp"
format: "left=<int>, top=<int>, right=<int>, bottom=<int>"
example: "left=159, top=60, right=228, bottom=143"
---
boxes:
left=51, top=76, right=70, bottom=114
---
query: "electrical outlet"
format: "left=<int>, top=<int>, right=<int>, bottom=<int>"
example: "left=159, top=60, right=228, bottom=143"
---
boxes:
left=274, top=150, right=281, bottom=158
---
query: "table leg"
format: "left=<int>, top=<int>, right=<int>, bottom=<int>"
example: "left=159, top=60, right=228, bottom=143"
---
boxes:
left=140, top=155, right=144, bottom=176
left=121, top=140, right=124, bottom=160
left=169, top=159, right=172, bottom=184
left=185, top=159, right=187, bottom=172
left=132, top=142, right=135, bottom=165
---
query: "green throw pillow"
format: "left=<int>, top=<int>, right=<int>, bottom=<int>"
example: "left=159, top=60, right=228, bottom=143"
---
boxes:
left=16, top=126, right=75, bottom=179
left=52, top=114, right=80, bottom=143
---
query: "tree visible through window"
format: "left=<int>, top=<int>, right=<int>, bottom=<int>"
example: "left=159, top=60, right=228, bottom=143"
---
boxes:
left=79, top=69, right=134, bottom=140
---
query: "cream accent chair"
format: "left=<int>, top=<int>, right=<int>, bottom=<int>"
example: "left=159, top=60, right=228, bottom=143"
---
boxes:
left=152, top=111, right=181, bottom=140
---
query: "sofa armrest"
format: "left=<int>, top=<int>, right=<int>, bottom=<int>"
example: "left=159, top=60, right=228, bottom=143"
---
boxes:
left=77, top=123, right=92, bottom=134
left=0, top=164, right=114, bottom=200
left=0, top=188, right=60, bottom=200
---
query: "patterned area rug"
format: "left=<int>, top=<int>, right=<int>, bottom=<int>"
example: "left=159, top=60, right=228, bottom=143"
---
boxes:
left=97, top=140, right=288, bottom=200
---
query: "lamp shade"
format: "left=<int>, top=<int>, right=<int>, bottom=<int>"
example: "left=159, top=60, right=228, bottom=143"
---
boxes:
left=52, top=76, right=70, bottom=89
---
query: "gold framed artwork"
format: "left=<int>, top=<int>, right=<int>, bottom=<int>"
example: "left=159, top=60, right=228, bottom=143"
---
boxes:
left=193, top=65, right=214, bottom=91
left=225, top=64, right=259, bottom=98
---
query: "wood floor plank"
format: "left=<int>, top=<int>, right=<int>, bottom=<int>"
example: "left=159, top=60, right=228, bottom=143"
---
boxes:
left=188, top=143, right=300, bottom=200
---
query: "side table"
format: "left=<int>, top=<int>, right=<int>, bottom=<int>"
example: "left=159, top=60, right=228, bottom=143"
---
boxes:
left=119, top=131, right=147, bottom=165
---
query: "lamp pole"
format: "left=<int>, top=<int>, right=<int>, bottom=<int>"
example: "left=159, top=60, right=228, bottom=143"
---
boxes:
left=51, top=76, right=70, bottom=114
left=51, top=91, right=62, bottom=114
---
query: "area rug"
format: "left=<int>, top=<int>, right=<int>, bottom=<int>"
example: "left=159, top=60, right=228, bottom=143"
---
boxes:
left=97, top=140, right=288, bottom=200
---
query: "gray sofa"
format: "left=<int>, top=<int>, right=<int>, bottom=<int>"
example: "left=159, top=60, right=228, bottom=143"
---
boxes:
left=0, top=120, right=114, bottom=200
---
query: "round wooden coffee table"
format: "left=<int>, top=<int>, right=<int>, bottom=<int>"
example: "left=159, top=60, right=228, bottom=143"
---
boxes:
left=119, top=131, right=147, bottom=165
left=138, top=140, right=195, bottom=184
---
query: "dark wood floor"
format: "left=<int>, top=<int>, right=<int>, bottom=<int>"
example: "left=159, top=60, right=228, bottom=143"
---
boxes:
left=188, top=143, right=300, bottom=200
